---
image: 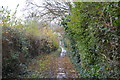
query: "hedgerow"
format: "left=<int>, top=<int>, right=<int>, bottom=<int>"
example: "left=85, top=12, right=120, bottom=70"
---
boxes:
left=61, top=2, right=120, bottom=78
left=1, top=7, right=59, bottom=78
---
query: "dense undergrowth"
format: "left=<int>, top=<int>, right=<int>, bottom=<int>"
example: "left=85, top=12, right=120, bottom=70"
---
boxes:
left=62, top=2, right=120, bottom=78
left=1, top=7, right=59, bottom=78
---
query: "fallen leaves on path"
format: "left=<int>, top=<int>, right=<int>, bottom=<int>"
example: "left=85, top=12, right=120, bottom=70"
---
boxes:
left=27, top=53, right=79, bottom=78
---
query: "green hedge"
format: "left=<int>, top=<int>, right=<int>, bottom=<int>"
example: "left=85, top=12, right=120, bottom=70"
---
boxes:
left=62, top=2, right=120, bottom=78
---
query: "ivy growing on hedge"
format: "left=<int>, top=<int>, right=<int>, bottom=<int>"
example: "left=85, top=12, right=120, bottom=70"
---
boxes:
left=61, top=2, right=120, bottom=78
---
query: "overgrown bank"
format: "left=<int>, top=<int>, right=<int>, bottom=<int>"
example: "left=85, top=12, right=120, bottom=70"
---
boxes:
left=62, top=2, right=120, bottom=78
left=1, top=7, right=59, bottom=78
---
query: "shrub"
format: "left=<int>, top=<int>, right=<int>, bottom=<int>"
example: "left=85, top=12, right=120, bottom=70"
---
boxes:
left=62, top=2, right=120, bottom=78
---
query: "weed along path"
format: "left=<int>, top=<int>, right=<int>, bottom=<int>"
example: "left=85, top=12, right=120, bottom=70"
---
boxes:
left=27, top=46, right=79, bottom=78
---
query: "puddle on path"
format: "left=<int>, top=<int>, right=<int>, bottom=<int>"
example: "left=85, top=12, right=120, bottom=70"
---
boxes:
left=57, top=46, right=67, bottom=78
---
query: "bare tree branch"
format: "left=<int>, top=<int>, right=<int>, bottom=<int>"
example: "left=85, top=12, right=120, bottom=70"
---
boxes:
left=24, top=0, right=70, bottom=22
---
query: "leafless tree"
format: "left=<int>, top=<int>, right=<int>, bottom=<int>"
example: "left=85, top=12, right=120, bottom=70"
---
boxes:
left=24, top=0, right=71, bottom=22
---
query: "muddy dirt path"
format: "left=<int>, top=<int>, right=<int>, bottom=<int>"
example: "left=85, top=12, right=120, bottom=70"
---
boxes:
left=50, top=55, right=79, bottom=78
left=27, top=44, right=79, bottom=78
left=27, top=52, right=79, bottom=78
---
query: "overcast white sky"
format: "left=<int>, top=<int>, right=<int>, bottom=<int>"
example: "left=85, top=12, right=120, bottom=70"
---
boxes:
left=0, top=0, right=45, bottom=19
left=0, top=0, right=26, bottom=18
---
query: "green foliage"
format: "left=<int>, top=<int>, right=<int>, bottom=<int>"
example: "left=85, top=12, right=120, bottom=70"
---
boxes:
left=2, top=6, right=59, bottom=78
left=62, top=2, right=120, bottom=78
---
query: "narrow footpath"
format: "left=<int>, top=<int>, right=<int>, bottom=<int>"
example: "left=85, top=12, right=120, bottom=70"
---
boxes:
left=27, top=46, right=79, bottom=78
